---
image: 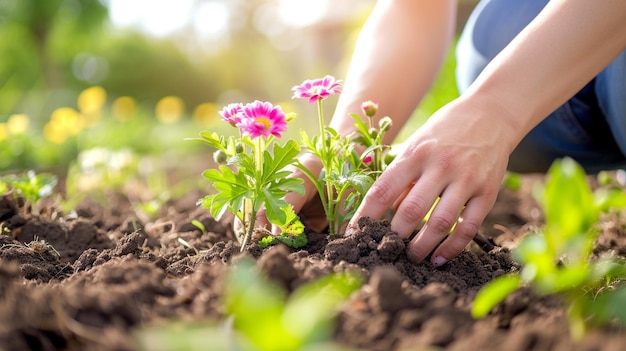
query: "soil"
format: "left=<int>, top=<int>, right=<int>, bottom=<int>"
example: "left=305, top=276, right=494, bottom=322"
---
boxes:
left=1, top=174, right=626, bottom=351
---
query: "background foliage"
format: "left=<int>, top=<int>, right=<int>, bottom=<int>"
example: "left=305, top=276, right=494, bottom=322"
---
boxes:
left=0, top=0, right=466, bottom=174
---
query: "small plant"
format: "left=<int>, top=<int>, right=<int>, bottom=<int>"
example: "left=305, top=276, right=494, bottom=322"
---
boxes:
left=472, top=157, right=626, bottom=339
left=191, top=101, right=306, bottom=251
left=191, top=219, right=207, bottom=235
left=293, top=76, right=390, bottom=235
left=136, top=258, right=362, bottom=351
left=1, top=170, right=58, bottom=216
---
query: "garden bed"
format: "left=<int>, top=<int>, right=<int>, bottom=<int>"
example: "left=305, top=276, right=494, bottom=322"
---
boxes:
left=1, top=174, right=626, bottom=351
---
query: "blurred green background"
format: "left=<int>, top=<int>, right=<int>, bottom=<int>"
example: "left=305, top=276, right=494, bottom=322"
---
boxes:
left=0, top=0, right=476, bottom=175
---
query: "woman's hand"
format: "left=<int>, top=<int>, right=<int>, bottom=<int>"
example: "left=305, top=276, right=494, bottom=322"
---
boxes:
left=348, top=94, right=517, bottom=266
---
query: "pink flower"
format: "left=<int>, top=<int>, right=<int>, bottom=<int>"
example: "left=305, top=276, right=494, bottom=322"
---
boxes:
left=237, top=100, right=287, bottom=138
left=291, top=75, right=342, bottom=103
left=361, top=100, right=378, bottom=118
left=363, top=155, right=373, bottom=164
left=219, top=103, right=244, bottom=126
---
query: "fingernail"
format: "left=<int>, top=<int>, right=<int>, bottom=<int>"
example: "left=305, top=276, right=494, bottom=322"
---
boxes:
left=345, top=224, right=358, bottom=236
left=432, top=256, right=448, bottom=266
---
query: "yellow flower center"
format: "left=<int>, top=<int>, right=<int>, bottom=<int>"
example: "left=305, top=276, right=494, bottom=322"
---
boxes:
left=255, top=117, right=271, bottom=129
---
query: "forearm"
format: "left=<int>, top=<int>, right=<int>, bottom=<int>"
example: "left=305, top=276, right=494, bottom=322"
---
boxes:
left=466, top=0, right=626, bottom=151
left=330, top=0, right=457, bottom=144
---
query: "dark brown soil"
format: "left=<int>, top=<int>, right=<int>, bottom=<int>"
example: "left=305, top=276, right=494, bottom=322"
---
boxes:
left=1, top=175, right=626, bottom=351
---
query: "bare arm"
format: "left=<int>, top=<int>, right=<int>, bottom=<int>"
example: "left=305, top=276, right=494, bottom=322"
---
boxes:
left=468, top=0, right=626, bottom=145
left=330, top=0, right=457, bottom=144
left=257, top=0, right=457, bottom=233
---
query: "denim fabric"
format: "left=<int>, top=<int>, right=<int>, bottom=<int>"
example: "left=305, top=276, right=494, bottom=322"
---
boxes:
left=455, top=0, right=626, bottom=173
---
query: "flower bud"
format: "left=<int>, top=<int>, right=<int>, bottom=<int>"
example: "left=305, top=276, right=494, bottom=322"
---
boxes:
left=379, top=116, right=392, bottom=133
left=363, top=155, right=373, bottom=164
left=368, top=128, right=378, bottom=139
left=285, top=112, right=297, bottom=123
left=235, top=142, right=245, bottom=154
left=361, top=100, right=378, bottom=118
left=213, top=150, right=227, bottom=164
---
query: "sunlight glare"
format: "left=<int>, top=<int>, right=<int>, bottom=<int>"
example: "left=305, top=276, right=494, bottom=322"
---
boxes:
left=193, top=2, right=229, bottom=38
left=108, top=0, right=194, bottom=37
left=277, top=0, right=329, bottom=27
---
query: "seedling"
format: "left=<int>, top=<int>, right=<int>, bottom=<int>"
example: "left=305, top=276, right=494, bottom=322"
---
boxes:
left=472, top=157, right=626, bottom=339
left=1, top=170, right=58, bottom=216
left=191, top=219, right=207, bottom=235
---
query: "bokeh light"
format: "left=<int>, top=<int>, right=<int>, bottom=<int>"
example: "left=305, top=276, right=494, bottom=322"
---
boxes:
left=192, top=102, right=218, bottom=127
left=44, top=107, right=84, bottom=144
left=7, top=114, right=30, bottom=135
left=112, top=96, right=137, bottom=122
left=0, top=123, right=8, bottom=142
left=155, top=96, right=185, bottom=124
left=78, top=86, right=107, bottom=126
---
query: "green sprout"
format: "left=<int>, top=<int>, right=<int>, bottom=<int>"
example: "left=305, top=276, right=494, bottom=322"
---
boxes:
left=1, top=170, right=58, bottom=216
left=472, top=157, right=626, bottom=339
left=191, top=219, right=207, bottom=235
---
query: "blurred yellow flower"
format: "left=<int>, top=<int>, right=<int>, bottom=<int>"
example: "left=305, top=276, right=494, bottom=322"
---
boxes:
left=0, top=123, right=7, bottom=142
left=112, top=96, right=137, bottom=122
left=193, top=102, right=218, bottom=127
left=78, top=86, right=107, bottom=126
left=44, top=107, right=85, bottom=144
left=43, top=122, right=67, bottom=144
left=156, top=96, right=185, bottom=124
left=7, top=114, right=29, bottom=135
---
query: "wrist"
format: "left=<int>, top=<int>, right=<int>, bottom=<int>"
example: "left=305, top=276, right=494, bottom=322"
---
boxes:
left=458, top=89, right=531, bottom=155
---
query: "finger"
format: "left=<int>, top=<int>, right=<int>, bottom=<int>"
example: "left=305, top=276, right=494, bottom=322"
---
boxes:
left=390, top=175, right=444, bottom=239
left=348, top=159, right=422, bottom=232
left=428, top=196, right=493, bottom=266
left=405, top=184, right=468, bottom=263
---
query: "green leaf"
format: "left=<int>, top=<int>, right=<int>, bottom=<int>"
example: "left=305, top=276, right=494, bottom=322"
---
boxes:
left=262, top=139, right=300, bottom=183
left=262, top=189, right=288, bottom=225
left=229, top=153, right=255, bottom=172
left=282, top=271, right=363, bottom=344
left=543, top=157, right=597, bottom=256
left=346, top=173, right=374, bottom=195
left=275, top=232, right=308, bottom=248
left=225, top=259, right=298, bottom=350
left=472, top=274, right=521, bottom=318
left=350, top=113, right=373, bottom=145
left=503, top=172, right=522, bottom=191
left=273, top=177, right=305, bottom=196
left=595, top=187, right=626, bottom=211
left=202, top=166, right=251, bottom=219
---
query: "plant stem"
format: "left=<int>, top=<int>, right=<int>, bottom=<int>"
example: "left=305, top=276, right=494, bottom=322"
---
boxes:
left=317, top=98, right=336, bottom=235
left=240, top=137, right=264, bottom=253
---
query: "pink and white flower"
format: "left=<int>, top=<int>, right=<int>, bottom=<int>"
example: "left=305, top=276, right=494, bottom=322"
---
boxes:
left=291, top=75, right=342, bottom=103
left=237, top=100, right=287, bottom=138
left=219, top=103, right=244, bottom=126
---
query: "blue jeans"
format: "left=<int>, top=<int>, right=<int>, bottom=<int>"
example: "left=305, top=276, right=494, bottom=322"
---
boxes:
left=456, top=0, right=626, bottom=173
